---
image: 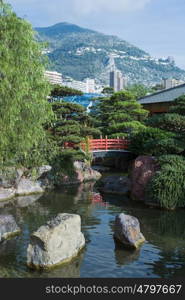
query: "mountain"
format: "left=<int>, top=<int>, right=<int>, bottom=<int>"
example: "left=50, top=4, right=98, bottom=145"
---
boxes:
left=36, top=22, right=185, bottom=86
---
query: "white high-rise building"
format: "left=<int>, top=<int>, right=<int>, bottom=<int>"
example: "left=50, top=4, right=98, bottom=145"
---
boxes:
left=63, top=80, right=86, bottom=93
left=109, top=56, right=127, bottom=92
left=110, top=69, right=127, bottom=92
left=63, top=78, right=96, bottom=93
left=45, top=71, right=63, bottom=85
left=162, top=78, right=185, bottom=89
left=85, top=78, right=95, bottom=93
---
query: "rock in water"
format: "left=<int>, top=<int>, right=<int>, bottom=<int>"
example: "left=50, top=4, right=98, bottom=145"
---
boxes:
left=13, top=194, right=43, bottom=208
left=0, top=167, right=23, bottom=188
left=0, top=215, right=21, bottom=242
left=99, top=175, right=131, bottom=195
left=130, top=156, right=158, bottom=202
left=0, top=188, right=15, bottom=202
left=114, top=213, right=145, bottom=249
left=16, top=179, right=44, bottom=196
left=27, top=213, right=85, bottom=269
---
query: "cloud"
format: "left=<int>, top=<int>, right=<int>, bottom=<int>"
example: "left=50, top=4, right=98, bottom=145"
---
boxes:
left=8, top=0, right=153, bottom=27
left=9, top=0, right=152, bottom=15
left=73, top=0, right=151, bottom=14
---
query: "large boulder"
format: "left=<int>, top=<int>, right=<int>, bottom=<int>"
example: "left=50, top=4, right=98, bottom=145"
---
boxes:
left=92, top=165, right=110, bottom=172
left=13, top=194, right=43, bottom=208
left=0, top=215, right=21, bottom=242
left=26, top=165, right=52, bottom=181
left=27, top=213, right=85, bottom=269
left=0, top=165, right=53, bottom=202
left=0, top=188, right=15, bottom=202
left=35, top=165, right=52, bottom=179
left=99, top=175, right=131, bottom=195
left=56, top=161, right=101, bottom=185
left=15, top=179, right=44, bottom=196
left=114, top=213, right=145, bottom=249
left=73, top=161, right=101, bottom=182
left=0, top=167, right=24, bottom=188
left=130, top=156, right=158, bottom=202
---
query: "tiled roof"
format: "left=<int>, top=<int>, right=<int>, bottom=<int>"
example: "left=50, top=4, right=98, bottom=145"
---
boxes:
left=138, top=83, right=185, bottom=104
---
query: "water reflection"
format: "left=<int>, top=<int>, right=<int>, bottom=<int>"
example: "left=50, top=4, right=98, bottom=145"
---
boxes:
left=114, top=246, right=141, bottom=267
left=31, top=250, right=85, bottom=278
left=13, top=194, right=43, bottom=208
left=0, top=182, right=185, bottom=278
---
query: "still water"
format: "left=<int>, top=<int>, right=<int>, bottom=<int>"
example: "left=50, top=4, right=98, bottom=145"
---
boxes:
left=0, top=181, right=185, bottom=278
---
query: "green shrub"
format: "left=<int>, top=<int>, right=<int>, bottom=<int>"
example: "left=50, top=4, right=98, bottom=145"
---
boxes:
left=49, top=149, right=91, bottom=185
left=146, top=113, right=185, bottom=134
left=147, top=155, right=185, bottom=209
left=129, top=127, right=184, bottom=156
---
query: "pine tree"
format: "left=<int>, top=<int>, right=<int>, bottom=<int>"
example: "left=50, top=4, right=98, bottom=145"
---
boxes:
left=50, top=101, right=100, bottom=147
left=146, top=95, right=185, bottom=154
left=91, top=90, right=148, bottom=138
left=130, top=95, right=185, bottom=156
left=126, top=84, right=151, bottom=99
left=50, top=84, right=83, bottom=98
left=169, top=95, right=185, bottom=116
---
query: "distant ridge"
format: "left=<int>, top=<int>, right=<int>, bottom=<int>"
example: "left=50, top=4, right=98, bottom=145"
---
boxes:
left=36, top=22, right=185, bottom=85
left=36, top=22, right=96, bottom=37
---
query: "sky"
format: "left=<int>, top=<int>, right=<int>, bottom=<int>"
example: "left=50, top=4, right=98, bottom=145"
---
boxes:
left=7, top=0, right=185, bottom=69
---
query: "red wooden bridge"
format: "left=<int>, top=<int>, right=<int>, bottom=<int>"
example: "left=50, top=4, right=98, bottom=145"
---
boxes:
left=64, top=138, right=129, bottom=152
left=82, top=138, right=129, bottom=152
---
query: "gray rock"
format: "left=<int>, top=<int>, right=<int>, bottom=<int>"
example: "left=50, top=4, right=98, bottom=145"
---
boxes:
left=0, top=215, right=21, bottom=242
left=16, top=179, right=44, bottom=196
left=0, top=167, right=23, bottom=188
left=36, top=165, right=52, bottom=179
left=13, top=194, right=43, bottom=208
left=73, top=161, right=101, bottom=182
left=130, top=156, right=159, bottom=202
left=0, top=188, right=15, bottom=202
left=27, top=213, right=85, bottom=269
left=38, top=177, right=55, bottom=190
left=114, top=213, right=145, bottom=249
left=100, top=175, right=130, bottom=195
left=92, top=166, right=110, bottom=172
left=27, top=165, right=52, bottom=181
left=56, top=161, right=101, bottom=185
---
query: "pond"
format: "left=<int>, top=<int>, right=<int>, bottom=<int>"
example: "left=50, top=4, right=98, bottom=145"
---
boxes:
left=0, top=181, right=185, bottom=278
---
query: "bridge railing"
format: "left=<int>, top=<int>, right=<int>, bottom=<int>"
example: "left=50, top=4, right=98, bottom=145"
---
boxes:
left=81, top=138, right=129, bottom=152
left=64, top=138, right=129, bottom=152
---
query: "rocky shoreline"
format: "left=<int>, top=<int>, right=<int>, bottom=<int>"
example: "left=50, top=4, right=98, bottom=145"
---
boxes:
left=0, top=161, right=101, bottom=203
left=0, top=155, right=171, bottom=271
left=97, top=155, right=160, bottom=207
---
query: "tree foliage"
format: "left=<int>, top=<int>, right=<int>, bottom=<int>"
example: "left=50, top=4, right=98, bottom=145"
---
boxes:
left=102, top=87, right=114, bottom=95
left=147, top=113, right=185, bottom=134
left=133, top=95, right=185, bottom=209
left=91, top=90, right=148, bottom=137
left=169, top=95, right=185, bottom=115
left=0, top=1, right=53, bottom=166
left=129, top=127, right=184, bottom=156
left=147, top=155, right=185, bottom=209
left=130, top=94, right=185, bottom=157
left=50, top=84, right=83, bottom=98
left=49, top=101, right=100, bottom=147
left=126, top=84, right=151, bottom=99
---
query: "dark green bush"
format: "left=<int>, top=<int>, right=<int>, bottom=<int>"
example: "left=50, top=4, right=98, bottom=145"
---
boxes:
left=129, top=127, right=184, bottom=156
left=146, top=113, right=185, bottom=134
left=147, top=155, right=185, bottom=209
left=49, top=149, right=90, bottom=185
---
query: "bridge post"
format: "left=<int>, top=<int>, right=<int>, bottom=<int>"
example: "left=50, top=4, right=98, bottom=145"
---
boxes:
left=105, top=136, right=108, bottom=151
left=87, top=137, right=90, bottom=152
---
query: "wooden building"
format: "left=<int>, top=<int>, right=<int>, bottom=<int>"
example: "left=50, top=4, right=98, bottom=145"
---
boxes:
left=138, top=83, right=185, bottom=115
